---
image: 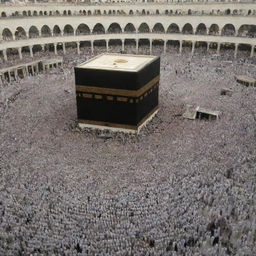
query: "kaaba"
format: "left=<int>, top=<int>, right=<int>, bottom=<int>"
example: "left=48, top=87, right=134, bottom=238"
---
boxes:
left=74, top=53, right=160, bottom=133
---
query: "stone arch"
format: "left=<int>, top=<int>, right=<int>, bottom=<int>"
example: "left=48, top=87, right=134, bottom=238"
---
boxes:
left=182, top=23, right=193, bottom=34
left=68, top=10, right=71, bottom=15
left=15, top=27, right=27, bottom=40
left=88, top=10, right=92, bottom=15
left=41, top=25, right=51, bottom=37
left=43, top=11, right=47, bottom=16
left=64, top=25, right=74, bottom=36
left=248, top=10, right=252, bottom=15
left=221, top=24, right=236, bottom=36
left=53, top=25, right=61, bottom=36
left=124, top=23, right=136, bottom=33
left=152, top=23, right=165, bottom=33
left=129, top=10, right=134, bottom=15
left=142, top=9, right=146, bottom=15
left=33, top=11, right=38, bottom=16
left=29, top=26, right=39, bottom=38
left=238, top=24, right=256, bottom=37
left=156, top=10, right=160, bottom=15
left=56, top=10, right=60, bottom=15
left=2, top=28, right=13, bottom=40
left=63, top=10, right=67, bottom=15
left=167, top=23, right=180, bottom=33
left=196, top=23, right=207, bottom=35
left=209, top=24, right=219, bottom=35
left=39, top=11, right=43, bottom=16
left=92, top=23, right=105, bottom=34
left=233, top=9, right=238, bottom=15
left=188, top=9, right=192, bottom=15
left=138, top=23, right=150, bottom=33
left=28, top=10, right=31, bottom=16
left=225, top=9, right=231, bottom=15
left=76, top=24, right=90, bottom=35
left=22, top=11, right=27, bottom=16
left=107, top=23, right=122, bottom=33
left=1, top=12, right=7, bottom=17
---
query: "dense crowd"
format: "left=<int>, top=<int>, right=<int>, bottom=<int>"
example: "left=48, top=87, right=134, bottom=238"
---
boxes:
left=0, top=44, right=256, bottom=255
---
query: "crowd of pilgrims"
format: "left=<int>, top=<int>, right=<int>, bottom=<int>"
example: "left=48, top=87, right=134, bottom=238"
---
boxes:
left=0, top=43, right=256, bottom=256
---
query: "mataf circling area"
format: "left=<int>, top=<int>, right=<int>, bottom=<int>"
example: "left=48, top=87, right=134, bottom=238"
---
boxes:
left=0, top=46, right=256, bottom=255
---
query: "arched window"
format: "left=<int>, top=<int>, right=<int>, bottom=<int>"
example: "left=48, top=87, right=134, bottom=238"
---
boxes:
left=225, top=9, right=231, bottom=15
left=2, top=28, right=13, bottom=40
left=41, top=25, right=51, bottom=37
left=63, top=25, right=74, bottom=36
left=238, top=24, right=256, bottom=37
left=167, top=23, right=180, bottom=33
left=221, top=24, right=236, bottom=36
left=182, top=23, right=193, bottom=34
left=29, top=26, right=39, bottom=38
left=124, top=23, right=136, bottom=33
left=92, top=23, right=105, bottom=34
left=138, top=23, right=150, bottom=33
left=53, top=25, right=61, bottom=36
left=152, top=23, right=165, bottom=33
left=209, top=24, right=219, bottom=35
left=107, top=23, right=122, bottom=33
left=15, top=27, right=27, bottom=40
left=76, top=24, right=90, bottom=35
left=196, top=23, right=207, bottom=35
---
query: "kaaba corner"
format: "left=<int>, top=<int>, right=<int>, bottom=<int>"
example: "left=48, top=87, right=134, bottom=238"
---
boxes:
left=74, top=53, right=160, bottom=133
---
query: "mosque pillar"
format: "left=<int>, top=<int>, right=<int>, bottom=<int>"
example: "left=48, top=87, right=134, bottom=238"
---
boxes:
left=8, top=71, right=11, bottom=82
left=3, top=49, right=7, bottom=61
left=91, top=41, right=94, bottom=54
left=206, top=42, right=210, bottom=52
left=35, top=63, right=39, bottom=73
left=14, top=69, right=18, bottom=81
left=54, top=43, right=57, bottom=55
left=18, top=47, right=22, bottom=60
left=217, top=43, right=220, bottom=55
left=179, top=40, right=183, bottom=54
left=77, top=42, right=80, bottom=55
left=106, top=40, right=109, bottom=52
left=163, top=40, right=167, bottom=53
left=250, top=45, right=254, bottom=57
left=149, top=39, right=152, bottom=55
left=191, top=41, right=195, bottom=55
left=31, top=65, right=35, bottom=76
left=136, top=39, right=139, bottom=54
left=234, top=43, right=238, bottom=58
left=121, top=39, right=125, bottom=52
left=29, top=46, right=33, bottom=58
left=25, top=66, right=28, bottom=76
left=63, top=42, right=66, bottom=54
